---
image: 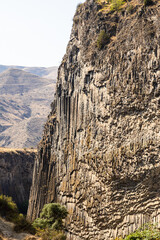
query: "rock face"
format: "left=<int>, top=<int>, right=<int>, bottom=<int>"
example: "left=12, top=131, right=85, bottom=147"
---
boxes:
left=28, top=0, right=160, bottom=239
left=0, top=148, right=36, bottom=213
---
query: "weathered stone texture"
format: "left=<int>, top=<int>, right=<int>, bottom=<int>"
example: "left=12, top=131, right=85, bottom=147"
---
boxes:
left=28, top=0, right=160, bottom=239
left=0, top=148, right=36, bottom=212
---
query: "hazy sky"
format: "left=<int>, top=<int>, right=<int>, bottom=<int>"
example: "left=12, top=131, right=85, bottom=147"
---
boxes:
left=0, top=0, right=85, bottom=67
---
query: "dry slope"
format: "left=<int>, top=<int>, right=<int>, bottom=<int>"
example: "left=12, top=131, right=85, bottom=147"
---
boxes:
left=0, top=67, right=58, bottom=148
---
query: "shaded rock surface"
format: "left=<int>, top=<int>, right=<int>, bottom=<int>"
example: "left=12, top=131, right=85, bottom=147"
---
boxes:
left=0, top=148, right=36, bottom=213
left=28, top=0, right=160, bottom=239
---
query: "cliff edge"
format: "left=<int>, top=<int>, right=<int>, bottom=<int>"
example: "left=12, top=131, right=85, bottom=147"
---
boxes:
left=28, top=0, right=160, bottom=239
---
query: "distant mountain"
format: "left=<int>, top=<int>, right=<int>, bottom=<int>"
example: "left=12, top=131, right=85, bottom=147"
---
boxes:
left=0, top=66, right=58, bottom=148
left=0, top=64, right=57, bottom=80
left=0, top=68, right=52, bottom=95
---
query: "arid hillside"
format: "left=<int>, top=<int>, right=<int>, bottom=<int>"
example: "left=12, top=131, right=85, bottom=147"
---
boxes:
left=0, top=66, right=58, bottom=148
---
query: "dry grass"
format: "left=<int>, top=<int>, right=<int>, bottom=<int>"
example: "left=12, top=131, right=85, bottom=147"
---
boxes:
left=96, top=0, right=145, bottom=14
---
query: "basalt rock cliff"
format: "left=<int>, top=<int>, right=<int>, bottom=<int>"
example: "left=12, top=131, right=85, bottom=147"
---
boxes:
left=28, top=0, right=160, bottom=239
left=0, top=148, right=36, bottom=213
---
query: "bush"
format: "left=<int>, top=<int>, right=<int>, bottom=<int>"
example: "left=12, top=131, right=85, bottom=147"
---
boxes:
left=97, top=30, right=110, bottom=49
left=33, top=203, right=68, bottom=230
left=144, top=0, right=153, bottom=6
left=110, top=0, right=125, bottom=11
left=33, top=203, right=68, bottom=240
left=0, top=195, right=19, bottom=221
left=124, top=223, right=160, bottom=240
left=32, top=218, right=48, bottom=229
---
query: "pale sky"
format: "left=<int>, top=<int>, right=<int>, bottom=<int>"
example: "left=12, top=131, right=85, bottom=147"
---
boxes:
left=0, top=0, right=85, bottom=67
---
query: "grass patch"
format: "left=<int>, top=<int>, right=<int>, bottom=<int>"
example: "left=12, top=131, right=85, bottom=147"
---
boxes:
left=110, top=0, right=125, bottom=11
left=96, top=0, right=126, bottom=13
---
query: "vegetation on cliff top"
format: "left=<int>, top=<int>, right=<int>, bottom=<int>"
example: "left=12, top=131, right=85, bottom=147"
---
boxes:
left=95, top=0, right=155, bottom=50
left=96, top=0, right=154, bottom=13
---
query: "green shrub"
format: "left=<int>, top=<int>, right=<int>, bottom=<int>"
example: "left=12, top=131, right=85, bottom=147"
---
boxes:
left=32, top=218, right=49, bottom=229
left=144, top=0, right=153, bottom=6
left=110, top=0, right=125, bottom=11
left=97, top=30, right=110, bottom=49
left=33, top=203, right=68, bottom=240
left=33, top=203, right=68, bottom=230
left=124, top=223, right=160, bottom=240
left=0, top=195, right=19, bottom=221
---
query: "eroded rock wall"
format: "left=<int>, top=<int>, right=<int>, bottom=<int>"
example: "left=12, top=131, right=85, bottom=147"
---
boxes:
left=28, top=0, right=160, bottom=239
left=0, top=148, right=36, bottom=213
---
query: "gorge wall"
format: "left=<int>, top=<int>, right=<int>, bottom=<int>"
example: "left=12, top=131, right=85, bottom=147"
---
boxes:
left=0, top=148, right=36, bottom=213
left=28, top=0, right=160, bottom=239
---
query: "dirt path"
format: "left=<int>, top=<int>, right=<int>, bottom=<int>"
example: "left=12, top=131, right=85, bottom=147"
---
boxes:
left=0, top=218, right=36, bottom=240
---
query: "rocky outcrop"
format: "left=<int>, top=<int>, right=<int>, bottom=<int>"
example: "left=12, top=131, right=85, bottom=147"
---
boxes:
left=28, top=0, right=160, bottom=239
left=0, top=148, right=36, bottom=213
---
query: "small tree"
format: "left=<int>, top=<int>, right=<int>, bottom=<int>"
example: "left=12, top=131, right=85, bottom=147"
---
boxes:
left=33, top=203, right=68, bottom=230
left=97, top=30, right=110, bottom=49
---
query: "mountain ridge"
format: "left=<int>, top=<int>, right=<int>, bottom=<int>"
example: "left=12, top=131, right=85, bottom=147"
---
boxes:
left=0, top=64, right=57, bottom=79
